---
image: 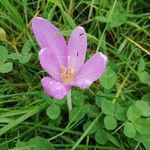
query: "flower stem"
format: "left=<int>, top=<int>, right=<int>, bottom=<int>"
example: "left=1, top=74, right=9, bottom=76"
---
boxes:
left=67, top=90, right=72, bottom=113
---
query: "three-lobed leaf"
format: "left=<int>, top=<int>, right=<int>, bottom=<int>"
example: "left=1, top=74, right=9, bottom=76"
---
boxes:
left=124, top=121, right=136, bottom=138
left=134, top=118, right=150, bottom=135
left=104, top=116, right=117, bottom=130
left=135, top=101, right=150, bottom=117
left=72, top=90, right=86, bottom=106
left=127, top=105, right=141, bottom=122
left=46, top=104, right=60, bottom=120
left=114, top=104, right=127, bottom=121
left=69, top=106, right=85, bottom=122
left=28, top=136, right=54, bottom=150
left=85, top=104, right=99, bottom=118
left=101, top=100, right=115, bottom=115
left=15, top=136, right=54, bottom=150
left=95, top=129, right=108, bottom=144
left=0, top=62, right=13, bottom=73
left=100, top=67, right=117, bottom=89
left=83, top=121, right=98, bottom=135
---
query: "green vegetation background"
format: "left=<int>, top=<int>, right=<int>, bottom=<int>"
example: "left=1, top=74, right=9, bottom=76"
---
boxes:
left=0, top=0, right=150, bottom=149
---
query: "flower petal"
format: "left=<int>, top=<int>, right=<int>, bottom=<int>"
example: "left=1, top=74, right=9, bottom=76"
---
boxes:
left=67, top=26, right=87, bottom=73
left=73, top=53, right=108, bottom=89
left=32, top=17, right=67, bottom=66
left=41, top=77, right=71, bottom=100
left=39, top=48, right=60, bottom=80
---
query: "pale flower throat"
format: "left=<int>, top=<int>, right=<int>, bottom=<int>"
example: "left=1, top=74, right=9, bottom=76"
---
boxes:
left=60, top=66, right=75, bottom=84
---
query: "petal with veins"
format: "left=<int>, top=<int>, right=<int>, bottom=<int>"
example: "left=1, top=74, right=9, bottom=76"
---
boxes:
left=41, top=77, right=71, bottom=100
left=73, top=53, right=108, bottom=89
left=32, top=17, right=67, bottom=66
left=67, top=26, right=87, bottom=73
left=38, top=48, right=60, bottom=80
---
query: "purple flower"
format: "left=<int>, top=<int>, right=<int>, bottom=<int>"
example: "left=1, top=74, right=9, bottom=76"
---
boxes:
left=32, top=17, right=108, bottom=100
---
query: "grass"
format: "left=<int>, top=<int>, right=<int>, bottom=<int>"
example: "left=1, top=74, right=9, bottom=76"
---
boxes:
left=0, top=0, right=150, bottom=149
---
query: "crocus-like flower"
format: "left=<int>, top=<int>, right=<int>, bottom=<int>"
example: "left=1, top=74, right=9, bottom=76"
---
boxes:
left=32, top=17, right=107, bottom=100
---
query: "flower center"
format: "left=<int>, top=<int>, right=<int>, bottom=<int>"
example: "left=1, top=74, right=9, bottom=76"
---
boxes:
left=60, top=66, right=75, bottom=84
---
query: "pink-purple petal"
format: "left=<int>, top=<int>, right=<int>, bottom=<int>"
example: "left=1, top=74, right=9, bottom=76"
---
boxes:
left=67, top=26, right=87, bottom=73
left=39, top=48, right=60, bottom=80
left=41, top=77, right=71, bottom=100
left=73, top=53, right=108, bottom=89
left=32, top=17, right=67, bottom=66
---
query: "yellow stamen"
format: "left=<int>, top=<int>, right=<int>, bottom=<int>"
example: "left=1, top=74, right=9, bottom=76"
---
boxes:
left=60, top=66, right=75, bottom=84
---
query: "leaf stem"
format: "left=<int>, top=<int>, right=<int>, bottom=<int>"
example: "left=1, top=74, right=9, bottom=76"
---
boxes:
left=67, top=90, right=72, bottom=113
